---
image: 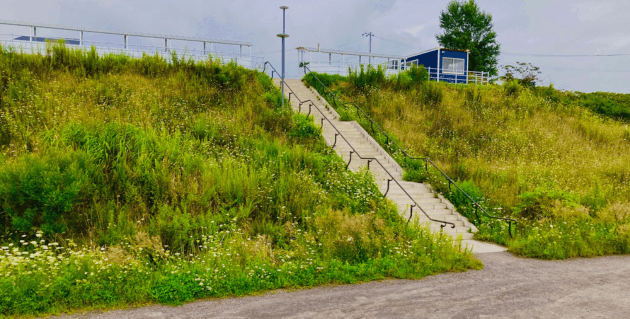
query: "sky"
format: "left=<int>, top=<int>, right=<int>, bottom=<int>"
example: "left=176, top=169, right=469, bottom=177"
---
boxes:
left=1, top=0, right=629, bottom=93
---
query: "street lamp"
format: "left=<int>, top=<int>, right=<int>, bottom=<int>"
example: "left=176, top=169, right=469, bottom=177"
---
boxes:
left=277, top=6, right=289, bottom=107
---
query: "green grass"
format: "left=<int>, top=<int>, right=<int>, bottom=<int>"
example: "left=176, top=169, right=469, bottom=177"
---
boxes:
left=0, top=43, right=480, bottom=317
left=303, top=71, right=630, bottom=260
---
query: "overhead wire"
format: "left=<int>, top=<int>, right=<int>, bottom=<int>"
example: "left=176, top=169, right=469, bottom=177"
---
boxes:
left=502, top=52, right=630, bottom=57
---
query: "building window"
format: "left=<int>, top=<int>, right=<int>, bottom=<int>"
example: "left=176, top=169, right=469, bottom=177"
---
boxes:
left=405, top=60, right=418, bottom=68
left=442, top=57, right=465, bottom=74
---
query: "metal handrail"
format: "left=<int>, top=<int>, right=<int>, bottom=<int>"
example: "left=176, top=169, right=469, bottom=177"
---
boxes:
left=303, top=65, right=516, bottom=236
left=263, top=62, right=456, bottom=230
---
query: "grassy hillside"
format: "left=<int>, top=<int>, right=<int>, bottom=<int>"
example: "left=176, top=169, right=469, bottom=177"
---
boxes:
left=0, top=45, right=480, bottom=317
left=304, top=67, right=630, bottom=259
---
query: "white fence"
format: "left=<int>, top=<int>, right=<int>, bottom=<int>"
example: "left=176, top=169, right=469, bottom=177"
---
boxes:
left=304, top=61, right=490, bottom=85
left=0, top=34, right=265, bottom=70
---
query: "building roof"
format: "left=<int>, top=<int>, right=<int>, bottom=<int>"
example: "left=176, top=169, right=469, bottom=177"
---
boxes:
left=14, top=36, right=80, bottom=45
left=404, top=47, right=469, bottom=59
left=0, top=19, right=251, bottom=46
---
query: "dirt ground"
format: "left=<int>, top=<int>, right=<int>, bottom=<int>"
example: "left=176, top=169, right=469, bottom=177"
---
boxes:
left=52, top=251, right=630, bottom=319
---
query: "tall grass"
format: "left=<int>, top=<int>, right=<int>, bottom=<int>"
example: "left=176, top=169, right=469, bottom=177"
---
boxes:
left=304, top=74, right=630, bottom=259
left=0, top=43, right=480, bottom=317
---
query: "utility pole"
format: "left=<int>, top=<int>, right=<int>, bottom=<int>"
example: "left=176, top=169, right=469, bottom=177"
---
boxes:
left=362, top=32, right=374, bottom=65
left=277, top=6, right=289, bottom=107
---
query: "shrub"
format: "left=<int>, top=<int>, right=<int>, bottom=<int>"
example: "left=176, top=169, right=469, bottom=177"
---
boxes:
left=514, top=188, right=588, bottom=220
left=576, top=92, right=630, bottom=121
left=407, top=64, right=429, bottom=83
left=0, top=150, right=93, bottom=235
left=503, top=80, right=521, bottom=97
left=289, top=114, right=322, bottom=144
left=348, top=64, right=386, bottom=93
left=421, top=82, right=444, bottom=106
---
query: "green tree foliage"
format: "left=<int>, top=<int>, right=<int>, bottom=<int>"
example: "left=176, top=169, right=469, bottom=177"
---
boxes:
left=436, top=0, right=500, bottom=75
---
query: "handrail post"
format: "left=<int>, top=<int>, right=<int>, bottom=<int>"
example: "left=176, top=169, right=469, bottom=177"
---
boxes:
left=408, top=204, right=416, bottom=223
left=332, top=133, right=339, bottom=148
left=367, top=159, right=372, bottom=170
left=383, top=179, right=392, bottom=198
left=346, top=151, right=354, bottom=170
left=475, top=205, right=481, bottom=225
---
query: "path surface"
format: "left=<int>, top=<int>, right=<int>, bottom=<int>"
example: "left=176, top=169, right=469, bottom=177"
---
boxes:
left=53, top=252, right=630, bottom=319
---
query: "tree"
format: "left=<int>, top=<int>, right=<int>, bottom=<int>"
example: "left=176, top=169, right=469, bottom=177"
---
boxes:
left=436, top=0, right=500, bottom=76
left=501, top=62, right=541, bottom=87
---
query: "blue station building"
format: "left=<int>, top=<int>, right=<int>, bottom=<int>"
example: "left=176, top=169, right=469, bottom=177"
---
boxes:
left=400, top=47, right=470, bottom=83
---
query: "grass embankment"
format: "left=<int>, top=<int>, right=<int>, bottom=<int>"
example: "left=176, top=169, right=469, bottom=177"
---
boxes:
left=0, top=44, right=480, bottom=317
left=304, top=67, right=630, bottom=259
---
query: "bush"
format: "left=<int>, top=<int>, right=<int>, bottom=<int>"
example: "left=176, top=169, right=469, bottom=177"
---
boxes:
left=503, top=80, right=521, bottom=97
left=421, top=82, right=444, bottom=106
left=0, top=151, right=93, bottom=235
left=575, top=92, right=630, bottom=121
left=514, top=188, right=588, bottom=220
left=407, top=64, right=429, bottom=83
left=348, top=64, right=386, bottom=93
left=289, top=114, right=322, bottom=141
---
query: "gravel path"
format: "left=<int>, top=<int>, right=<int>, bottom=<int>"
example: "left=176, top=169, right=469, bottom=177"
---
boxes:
left=53, top=252, right=630, bottom=319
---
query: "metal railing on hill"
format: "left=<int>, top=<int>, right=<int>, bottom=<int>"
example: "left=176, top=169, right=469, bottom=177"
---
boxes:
left=263, top=62, right=456, bottom=231
left=0, top=33, right=265, bottom=70
left=303, top=62, right=489, bottom=85
left=302, top=65, right=516, bottom=236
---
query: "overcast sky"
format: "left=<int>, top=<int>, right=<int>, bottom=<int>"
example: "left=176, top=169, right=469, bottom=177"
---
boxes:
left=1, top=0, right=629, bottom=93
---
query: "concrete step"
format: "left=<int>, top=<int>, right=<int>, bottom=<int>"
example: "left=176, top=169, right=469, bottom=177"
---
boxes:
left=397, top=202, right=448, bottom=211
left=387, top=192, right=436, bottom=199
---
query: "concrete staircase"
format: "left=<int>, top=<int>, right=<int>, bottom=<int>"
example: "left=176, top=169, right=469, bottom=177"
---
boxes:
left=274, top=79, right=478, bottom=241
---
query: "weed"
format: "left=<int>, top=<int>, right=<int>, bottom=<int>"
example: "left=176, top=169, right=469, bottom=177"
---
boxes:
left=304, top=70, right=630, bottom=259
left=0, top=43, right=479, bottom=316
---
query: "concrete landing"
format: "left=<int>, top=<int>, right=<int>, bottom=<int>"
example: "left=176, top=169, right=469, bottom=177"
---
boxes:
left=461, top=240, right=508, bottom=254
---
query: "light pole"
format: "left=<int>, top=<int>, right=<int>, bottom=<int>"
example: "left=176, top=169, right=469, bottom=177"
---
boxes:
left=363, top=32, right=374, bottom=65
left=277, top=6, right=289, bottom=107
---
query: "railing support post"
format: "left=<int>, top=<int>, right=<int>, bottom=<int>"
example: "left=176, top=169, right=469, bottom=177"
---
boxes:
left=407, top=204, right=416, bottom=223
left=367, top=159, right=372, bottom=170
left=475, top=205, right=481, bottom=225
left=345, top=151, right=354, bottom=170
left=383, top=179, right=392, bottom=198
left=332, top=133, right=339, bottom=148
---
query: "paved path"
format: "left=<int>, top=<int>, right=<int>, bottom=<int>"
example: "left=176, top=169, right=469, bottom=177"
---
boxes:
left=54, top=252, right=630, bottom=319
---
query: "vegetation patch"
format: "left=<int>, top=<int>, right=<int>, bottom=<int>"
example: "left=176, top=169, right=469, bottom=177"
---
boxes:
left=0, top=43, right=480, bottom=317
left=304, top=71, right=630, bottom=260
